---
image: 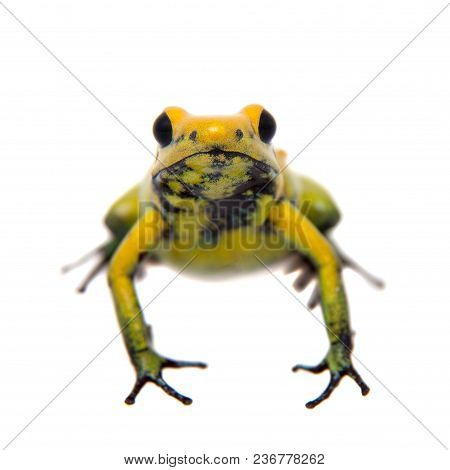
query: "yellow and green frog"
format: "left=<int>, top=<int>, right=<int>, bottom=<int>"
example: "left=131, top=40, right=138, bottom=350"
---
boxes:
left=66, top=105, right=383, bottom=408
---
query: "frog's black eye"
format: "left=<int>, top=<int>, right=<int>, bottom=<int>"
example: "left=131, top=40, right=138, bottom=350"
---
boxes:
left=153, top=112, right=173, bottom=147
left=258, top=109, right=276, bottom=144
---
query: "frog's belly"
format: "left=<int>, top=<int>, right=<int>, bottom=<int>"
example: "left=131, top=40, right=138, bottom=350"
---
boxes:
left=154, top=226, right=291, bottom=274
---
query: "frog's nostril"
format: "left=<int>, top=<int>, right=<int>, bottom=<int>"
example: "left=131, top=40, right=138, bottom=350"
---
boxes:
left=235, top=129, right=243, bottom=141
left=189, top=131, right=197, bottom=142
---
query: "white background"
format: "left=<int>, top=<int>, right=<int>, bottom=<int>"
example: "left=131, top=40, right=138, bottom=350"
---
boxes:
left=1, top=0, right=449, bottom=468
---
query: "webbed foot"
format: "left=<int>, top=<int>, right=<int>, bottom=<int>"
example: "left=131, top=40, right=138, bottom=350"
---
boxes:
left=125, top=349, right=207, bottom=405
left=293, top=344, right=369, bottom=408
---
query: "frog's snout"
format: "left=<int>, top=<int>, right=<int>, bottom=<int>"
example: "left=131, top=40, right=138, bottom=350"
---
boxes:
left=153, top=150, right=277, bottom=202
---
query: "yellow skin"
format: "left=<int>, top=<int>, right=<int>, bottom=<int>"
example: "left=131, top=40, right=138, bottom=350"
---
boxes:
left=71, top=105, right=381, bottom=408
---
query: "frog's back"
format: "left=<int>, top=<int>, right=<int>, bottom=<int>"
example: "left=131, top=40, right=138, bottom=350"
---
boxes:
left=276, top=150, right=340, bottom=233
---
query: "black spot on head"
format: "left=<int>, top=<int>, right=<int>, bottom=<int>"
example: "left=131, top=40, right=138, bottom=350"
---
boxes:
left=189, top=131, right=197, bottom=141
left=175, top=134, right=185, bottom=143
left=235, top=129, right=243, bottom=141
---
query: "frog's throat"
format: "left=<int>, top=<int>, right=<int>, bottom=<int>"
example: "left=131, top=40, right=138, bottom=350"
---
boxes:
left=152, top=150, right=278, bottom=206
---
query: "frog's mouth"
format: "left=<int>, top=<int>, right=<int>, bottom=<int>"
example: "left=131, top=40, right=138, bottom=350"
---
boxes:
left=153, top=150, right=278, bottom=211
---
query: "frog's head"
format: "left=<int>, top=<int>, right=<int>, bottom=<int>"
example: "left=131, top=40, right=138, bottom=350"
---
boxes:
left=151, top=105, right=281, bottom=211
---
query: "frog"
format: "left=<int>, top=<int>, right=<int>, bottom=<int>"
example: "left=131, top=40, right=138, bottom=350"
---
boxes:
left=65, top=104, right=383, bottom=408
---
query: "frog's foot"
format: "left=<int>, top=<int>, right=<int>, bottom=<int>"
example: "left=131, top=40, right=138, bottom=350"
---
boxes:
left=285, top=255, right=322, bottom=309
left=292, top=345, right=369, bottom=408
left=332, top=243, right=385, bottom=289
left=125, top=350, right=207, bottom=406
left=285, top=253, right=316, bottom=291
left=62, top=239, right=120, bottom=293
left=286, top=247, right=384, bottom=310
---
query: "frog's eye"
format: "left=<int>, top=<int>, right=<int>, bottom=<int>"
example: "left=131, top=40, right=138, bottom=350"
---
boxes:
left=258, top=109, right=276, bottom=144
left=153, top=112, right=173, bottom=147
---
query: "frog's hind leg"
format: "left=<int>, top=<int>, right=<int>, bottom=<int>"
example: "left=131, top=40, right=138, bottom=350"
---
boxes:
left=62, top=238, right=121, bottom=293
left=305, top=245, right=384, bottom=309
left=63, top=183, right=143, bottom=293
left=329, top=240, right=385, bottom=289
left=288, top=245, right=384, bottom=310
left=288, top=175, right=384, bottom=307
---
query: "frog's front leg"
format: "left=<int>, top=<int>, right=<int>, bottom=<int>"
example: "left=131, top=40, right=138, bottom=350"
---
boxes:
left=269, top=200, right=369, bottom=408
left=107, top=206, right=206, bottom=405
